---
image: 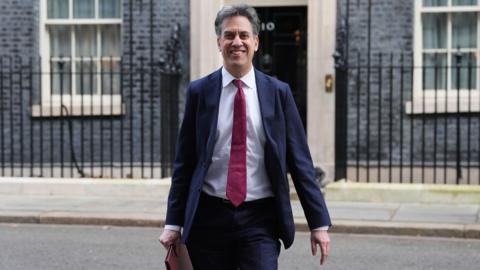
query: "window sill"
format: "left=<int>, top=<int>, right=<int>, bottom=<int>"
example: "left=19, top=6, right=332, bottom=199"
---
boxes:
left=31, top=103, right=125, bottom=117
left=405, top=97, right=480, bottom=114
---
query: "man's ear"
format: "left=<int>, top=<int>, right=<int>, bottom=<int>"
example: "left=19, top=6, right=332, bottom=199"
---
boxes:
left=217, top=37, right=221, bottom=52
left=254, top=35, right=259, bottom=52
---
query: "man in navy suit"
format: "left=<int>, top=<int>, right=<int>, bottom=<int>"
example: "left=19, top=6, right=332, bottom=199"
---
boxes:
left=159, top=4, right=331, bottom=269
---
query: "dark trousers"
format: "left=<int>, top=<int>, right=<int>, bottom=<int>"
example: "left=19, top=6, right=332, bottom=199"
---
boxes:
left=186, top=193, right=281, bottom=270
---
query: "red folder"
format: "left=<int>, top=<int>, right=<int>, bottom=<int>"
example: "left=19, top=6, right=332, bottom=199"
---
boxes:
left=165, top=244, right=193, bottom=270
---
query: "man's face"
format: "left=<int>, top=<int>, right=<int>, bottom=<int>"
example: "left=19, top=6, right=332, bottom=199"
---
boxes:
left=217, top=16, right=259, bottom=76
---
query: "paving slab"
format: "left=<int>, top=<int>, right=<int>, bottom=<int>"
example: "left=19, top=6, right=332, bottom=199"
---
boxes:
left=0, top=195, right=167, bottom=215
left=37, top=212, right=164, bottom=227
left=0, top=178, right=172, bottom=198
left=0, top=196, right=92, bottom=211
left=325, top=180, right=480, bottom=204
left=393, top=204, right=480, bottom=224
left=327, top=201, right=399, bottom=221
left=329, top=220, right=466, bottom=238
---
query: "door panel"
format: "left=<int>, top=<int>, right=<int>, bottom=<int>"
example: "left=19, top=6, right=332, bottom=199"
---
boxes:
left=254, top=6, right=308, bottom=129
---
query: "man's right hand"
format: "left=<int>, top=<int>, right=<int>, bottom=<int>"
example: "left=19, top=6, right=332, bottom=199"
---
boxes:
left=159, top=229, right=181, bottom=254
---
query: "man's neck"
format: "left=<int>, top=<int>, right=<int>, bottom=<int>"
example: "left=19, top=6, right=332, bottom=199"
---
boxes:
left=224, top=65, right=253, bottom=79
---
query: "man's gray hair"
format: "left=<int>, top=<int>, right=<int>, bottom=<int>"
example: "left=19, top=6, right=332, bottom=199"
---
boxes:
left=214, top=4, right=261, bottom=36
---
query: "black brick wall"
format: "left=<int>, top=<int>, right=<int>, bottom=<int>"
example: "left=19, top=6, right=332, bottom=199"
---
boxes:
left=337, top=0, right=480, bottom=169
left=0, top=0, right=190, bottom=177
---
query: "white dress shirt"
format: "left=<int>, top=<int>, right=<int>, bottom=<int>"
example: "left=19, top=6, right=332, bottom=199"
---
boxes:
left=201, top=66, right=274, bottom=200
left=164, top=66, right=327, bottom=232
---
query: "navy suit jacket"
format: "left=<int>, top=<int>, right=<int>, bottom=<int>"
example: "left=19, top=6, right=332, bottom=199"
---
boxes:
left=165, top=68, right=331, bottom=249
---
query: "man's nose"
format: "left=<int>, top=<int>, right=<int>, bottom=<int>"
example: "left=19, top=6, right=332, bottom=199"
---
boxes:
left=232, top=34, right=242, bottom=46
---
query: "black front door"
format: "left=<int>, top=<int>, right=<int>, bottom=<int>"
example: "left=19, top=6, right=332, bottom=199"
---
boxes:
left=254, top=6, right=308, bottom=130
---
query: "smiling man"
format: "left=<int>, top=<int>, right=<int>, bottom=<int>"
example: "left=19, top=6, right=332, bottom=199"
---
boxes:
left=159, top=4, right=331, bottom=269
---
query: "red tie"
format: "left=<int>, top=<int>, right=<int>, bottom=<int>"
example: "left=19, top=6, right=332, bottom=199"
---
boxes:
left=226, top=79, right=247, bottom=207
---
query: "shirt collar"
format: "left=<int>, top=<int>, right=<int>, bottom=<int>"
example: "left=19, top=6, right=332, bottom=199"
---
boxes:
left=221, top=66, right=255, bottom=89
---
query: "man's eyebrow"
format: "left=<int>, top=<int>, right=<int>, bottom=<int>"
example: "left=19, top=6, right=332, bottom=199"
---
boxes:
left=223, top=30, right=250, bottom=34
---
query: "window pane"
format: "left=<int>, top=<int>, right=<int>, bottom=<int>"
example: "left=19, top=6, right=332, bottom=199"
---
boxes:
left=100, top=0, right=121, bottom=18
left=422, top=13, right=447, bottom=49
left=423, top=0, right=447, bottom=6
left=48, top=0, right=69, bottom=19
left=452, top=0, right=477, bottom=6
left=452, top=13, right=477, bottom=48
left=451, top=52, right=477, bottom=89
left=101, top=25, right=121, bottom=57
left=75, top=61, right=98, bottom=95
left=51, top=60, right=72, bottom=95
left=49, top=26, right=71, bottom=57
left=74, top=0, right=95, bottom=18
left=75, top=25, right=97, bottom=57
left=101, top=60, right=120, bottom=94
left=423, top=53, right=447, bottom=90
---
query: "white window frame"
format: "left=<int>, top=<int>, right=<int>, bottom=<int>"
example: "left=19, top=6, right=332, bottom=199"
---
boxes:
left=410, top=0, right=480, bottom=114
left=34, top=0, right=124, bottom=117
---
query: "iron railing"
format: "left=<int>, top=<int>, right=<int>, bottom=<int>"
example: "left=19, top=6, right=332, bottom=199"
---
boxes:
left=0, top=55, right=180, bottom=179
left=334, top=0, right=479, bottom=185
left=335, top=52, right=480, bottom=185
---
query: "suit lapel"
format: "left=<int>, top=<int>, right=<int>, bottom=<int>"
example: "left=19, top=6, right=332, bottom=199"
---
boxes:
left=203, top=69, right=223, bottom=161
left=255, top=69, right=275, bottom=142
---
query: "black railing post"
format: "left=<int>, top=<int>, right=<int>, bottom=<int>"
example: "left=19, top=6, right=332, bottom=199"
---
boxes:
left=29, top=57, right=34, bottom=177
left=129, top=0, right=134, bottom=178
left=60, top=58, right=65, bottom=178
left=410, top=54, right=414, bottom=183
left=333, top=53, right=348, bottom=182
left=150, top=0, right=155, bottom=179
left=421, top=55, right=426, bottom=183
left=433, top=54, right=439, bottom=184
left=69, top=59, right=73, bottom=178
left=366, top=0, right=372, bottom=182
left=388, top=53, right=394, bottom=182
left=443, top=61, right=448, bottom=184
left=90, top=56, right=94, bottom=176
left=140, top=56, right=145, bottom=178
left=9, top=56, right=14, bottom=176
left=355, top=53, right=361, bottom=182
left=160, top=70, right=166, bottom=178
left=466, top=56, right=472, bottom=184
left=455, top=51, right=462, bottom=184
left=333, top=16, right=348, bottom=182
left=19, top=57, right=24, bottom=177
left=110, top=56, right=114, bottom=178
left=0, top=56, right=4, bottom=177
left=39, top=56, right=44, bottom=177
left=399, top=53, right=405, bottom=182
left=80, top=57, right=85, bottom=176
left=100, top=56, right=104, bottom=177
left=377, top=53, right=383, bottom=182
left=120, top=58, right=124, bottom=178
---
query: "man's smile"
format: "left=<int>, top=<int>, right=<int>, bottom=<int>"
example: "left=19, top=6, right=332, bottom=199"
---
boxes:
left=229, top=49, right=247, bottom=56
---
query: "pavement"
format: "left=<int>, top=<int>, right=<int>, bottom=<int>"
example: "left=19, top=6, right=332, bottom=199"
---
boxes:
left=0, top=178, right=479, bottom=239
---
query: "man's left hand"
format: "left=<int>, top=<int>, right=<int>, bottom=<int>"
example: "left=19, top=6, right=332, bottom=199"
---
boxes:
left=310, top=230, right=330, bottom=266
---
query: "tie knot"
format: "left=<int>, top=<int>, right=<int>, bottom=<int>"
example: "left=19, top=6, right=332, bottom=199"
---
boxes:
left=233, top=79, right=243, bottom=89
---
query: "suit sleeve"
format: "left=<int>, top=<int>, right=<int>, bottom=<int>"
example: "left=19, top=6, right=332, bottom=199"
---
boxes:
left=283, top=85, right=331, bottom=229
left=165, top=84, right=197, bottom=226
